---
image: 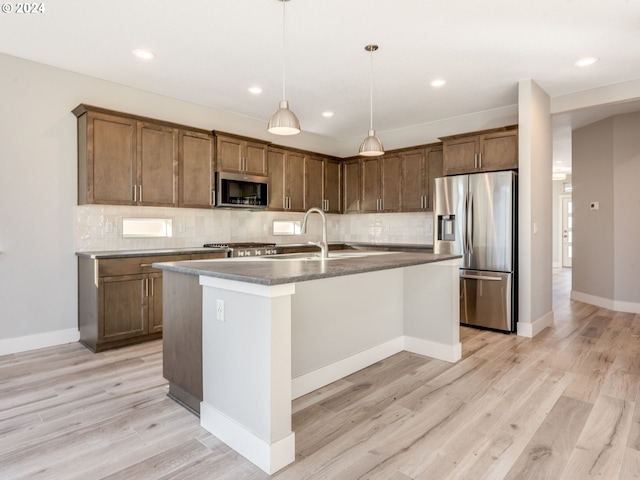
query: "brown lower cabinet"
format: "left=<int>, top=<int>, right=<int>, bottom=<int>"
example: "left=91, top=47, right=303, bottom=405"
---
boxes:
left=78, top=251, right=225, bottom=352
left=162, top=271, right=204, bottom=414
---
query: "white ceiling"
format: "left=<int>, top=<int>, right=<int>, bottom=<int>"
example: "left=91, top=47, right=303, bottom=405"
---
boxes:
left=2, top=0, right=640, bottom=171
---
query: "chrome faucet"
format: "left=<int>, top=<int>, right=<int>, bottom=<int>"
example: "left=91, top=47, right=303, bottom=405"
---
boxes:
left=300, top=207, right=329, bottom=259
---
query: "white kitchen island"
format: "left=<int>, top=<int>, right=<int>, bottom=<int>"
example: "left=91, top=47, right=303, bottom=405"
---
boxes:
left=155, top=251, right=461, bottom=474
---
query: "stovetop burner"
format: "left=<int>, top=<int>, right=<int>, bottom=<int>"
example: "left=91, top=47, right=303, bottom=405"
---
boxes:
left=203, top=242, right=278, bottom=257
left=203, top=242, right=276, bottom=249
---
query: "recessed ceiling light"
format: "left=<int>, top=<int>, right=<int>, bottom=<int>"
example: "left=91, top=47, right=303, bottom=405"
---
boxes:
left=430, top=79, right=446, bottom=87
left=248, top=86, right=263, bottom=94
left=132, top=49, right=156, bottom=60
left=322, top=111, right=334, bottom=118
left=574, top=56, right=598, bottom=67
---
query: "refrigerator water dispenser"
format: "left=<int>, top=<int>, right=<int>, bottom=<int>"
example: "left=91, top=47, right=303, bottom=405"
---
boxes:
left=437, top=215, right=456, bottom=241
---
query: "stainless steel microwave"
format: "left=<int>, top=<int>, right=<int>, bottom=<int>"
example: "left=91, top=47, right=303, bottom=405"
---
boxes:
left=215, top=171, right=269, bottom=209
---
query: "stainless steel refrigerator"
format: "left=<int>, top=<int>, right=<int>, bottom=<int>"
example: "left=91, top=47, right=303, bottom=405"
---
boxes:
left=434, top=171, right=517, bottom=332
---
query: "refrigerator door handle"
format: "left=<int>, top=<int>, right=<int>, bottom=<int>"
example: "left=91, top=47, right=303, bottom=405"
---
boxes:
left=468, top=193, right=474, bottom=254
left=460, top=274, right=502, bottom=281
left=462, top=193, right=468, bottom=254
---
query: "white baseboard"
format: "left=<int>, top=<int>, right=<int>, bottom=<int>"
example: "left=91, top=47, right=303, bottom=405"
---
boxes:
left=291, top=335, right=462, bottom=400
left=571, top=290, right=640, bottom=314
left=200, top=402, right=295, bottom=475
left=291, top=337, right=404, bottom=399
left=0, top=328, right=80, bottom=356
left=404, top=335, right=462, bottom=363
left=517, top=310, right=554, bottom=338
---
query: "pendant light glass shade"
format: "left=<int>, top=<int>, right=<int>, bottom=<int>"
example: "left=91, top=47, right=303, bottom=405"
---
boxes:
left=268, top=100, right=300, bottom=135
left=268, top=0, right=301, bottom=135
left=359, top=44, right=384, bottom=156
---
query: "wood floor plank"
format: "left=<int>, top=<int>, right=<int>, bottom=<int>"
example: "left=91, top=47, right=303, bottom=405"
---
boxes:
left=503, top=395, right=592, bottom=479
left=560, top=394, right=634, bottom=479
left=620, top=447, right=640, bottom=479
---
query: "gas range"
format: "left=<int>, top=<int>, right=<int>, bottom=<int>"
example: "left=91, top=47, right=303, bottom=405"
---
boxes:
left=203, top=242, right=278, bottom=257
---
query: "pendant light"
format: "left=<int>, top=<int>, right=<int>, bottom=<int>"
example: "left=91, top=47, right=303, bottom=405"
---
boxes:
left=268, top=0, right=301, bottom=135
left=359, top=44, right=384, bottom=156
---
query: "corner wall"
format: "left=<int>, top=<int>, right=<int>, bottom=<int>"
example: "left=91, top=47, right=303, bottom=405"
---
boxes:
left=517, top=79, right=554, bottom=337
left=572, top=112, right=640, bottom=312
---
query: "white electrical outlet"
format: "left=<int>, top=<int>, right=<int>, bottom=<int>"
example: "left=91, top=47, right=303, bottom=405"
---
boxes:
left=216, top=299, right=224, bottom=321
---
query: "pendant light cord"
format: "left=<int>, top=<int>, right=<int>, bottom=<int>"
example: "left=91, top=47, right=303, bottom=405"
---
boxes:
left=281, top=0, right=287, bottom=101
left=369, top=48, right=374, bottom=130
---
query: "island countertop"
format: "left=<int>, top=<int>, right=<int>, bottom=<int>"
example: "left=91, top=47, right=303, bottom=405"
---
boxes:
left=153, top=251, right=461, bottom=286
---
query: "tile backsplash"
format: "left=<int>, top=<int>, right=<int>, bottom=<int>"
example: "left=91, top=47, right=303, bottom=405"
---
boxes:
left=75, top=205, right=433, bottom=252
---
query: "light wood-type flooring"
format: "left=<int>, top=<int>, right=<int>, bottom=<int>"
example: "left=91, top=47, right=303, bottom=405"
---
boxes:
left=2, top=268, right=640, bottom=479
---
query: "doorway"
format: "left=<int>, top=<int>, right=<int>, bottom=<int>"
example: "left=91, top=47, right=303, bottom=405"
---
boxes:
left=560, top=195, right=572, bottom=268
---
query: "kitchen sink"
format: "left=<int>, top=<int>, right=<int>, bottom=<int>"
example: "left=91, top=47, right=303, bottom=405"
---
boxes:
left=261, top=251, right=392, bottom=261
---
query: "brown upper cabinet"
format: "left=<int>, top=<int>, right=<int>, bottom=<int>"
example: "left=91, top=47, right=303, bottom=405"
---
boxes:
left=441, top=126, right=518, bottom=175
left=361, top=154, right=402, bottom=213
left=216, top=133, right=268, bottom=176
left=400, top=146, right=443, bottom=211
left=267, top=147, right=305, bottom=211
left=179, top=130, right=215, bottom=209
left=323, top=158, right=341, bottom=214
left=305, top=156, right=341, bottom=213
left=137, top=122, right=179, bottom=207
left=342, top=157, right=361, bottom=213
left=74, top=105, right=212, bottom=208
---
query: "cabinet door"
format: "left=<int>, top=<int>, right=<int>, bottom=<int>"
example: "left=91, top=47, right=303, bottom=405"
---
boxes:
left=381, top=154, right=401, bottom=212
left=148, top=272, right=163, bottom=334
left=443, top=136, right=479, bottom=175
left=87, top=112, right=136, bottom=205
left=244, top=141, right=268, bottom=176
left=401, top=149, right=426, bottom=211
left=480, top=131, right=518, bottom=171
left=361, top=157, right=381, bottom=212
left=305, top=156, right=324, bottom=210
left=324, top=159, right=341, bottom=213
left=99, top=274, right=148, bottom=342
left=286, top=152, right=306, bottom=211
left=216, top=135, right=243, bottom=172
left=267, top=148, right=286, bottom=210
left=343, top=159, right=361, bottom=213
left=137, top=122, right=178, bottom=207
left=179, top=130, right=214, bottom=208
left=426, top=148, right=443, bottom=210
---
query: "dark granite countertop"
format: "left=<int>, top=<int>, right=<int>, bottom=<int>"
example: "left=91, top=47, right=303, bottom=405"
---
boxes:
left=75, top=247, right=228, bottom=259
left=75, top=243, right=433, bottom=259
left=277, top=242, right=433, bottom=252
left=153, top=251, right=460, bottom=286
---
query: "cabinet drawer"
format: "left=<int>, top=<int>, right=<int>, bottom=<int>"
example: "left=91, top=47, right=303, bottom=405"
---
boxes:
left=98, top=255, right=187, bottom=277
